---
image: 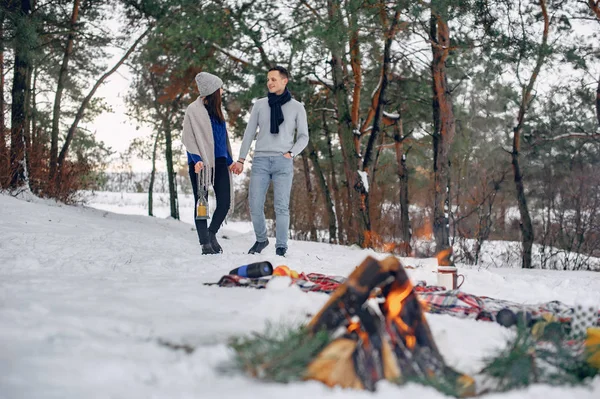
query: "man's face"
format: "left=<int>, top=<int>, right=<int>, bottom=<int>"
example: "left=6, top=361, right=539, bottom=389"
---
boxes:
left=267, top=71, right=288, bottom=95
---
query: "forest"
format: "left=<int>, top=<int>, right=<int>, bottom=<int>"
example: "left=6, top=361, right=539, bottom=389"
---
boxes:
left=1, top=0, right=599, bottom=270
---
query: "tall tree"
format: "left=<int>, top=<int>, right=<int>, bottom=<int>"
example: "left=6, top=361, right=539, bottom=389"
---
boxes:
left=393, top=116, right=412, bottom=255
left=9, top=0, right=34, bottom=188
left=326, top=0, right=370, bottom=245
left=0, top=9, right=7, bottom=182
left=49, top=0, right=80, bottom=182
left=587, top=0, right=600, bottom=126
left=429, top=3, right=456, bottom=262
left=510, top=0, right=550, bottom=268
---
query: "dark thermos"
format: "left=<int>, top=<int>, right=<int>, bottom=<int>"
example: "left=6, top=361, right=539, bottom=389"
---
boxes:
left=229, top=261, right=274, bottom=278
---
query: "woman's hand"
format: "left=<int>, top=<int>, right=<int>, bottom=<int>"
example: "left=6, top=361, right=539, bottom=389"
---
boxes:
left=194, top=161, right=204, bottom=173
left=230, top=161, right=243, bottom=175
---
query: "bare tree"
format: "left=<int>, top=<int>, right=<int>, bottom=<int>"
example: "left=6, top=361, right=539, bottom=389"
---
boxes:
left=49, top=0, right=80, bottom=182
left=511, top=0, right=549, bottom=268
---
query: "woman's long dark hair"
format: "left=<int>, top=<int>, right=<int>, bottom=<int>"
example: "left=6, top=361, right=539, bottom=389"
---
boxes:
left=203, top=89, right=225, bottom=123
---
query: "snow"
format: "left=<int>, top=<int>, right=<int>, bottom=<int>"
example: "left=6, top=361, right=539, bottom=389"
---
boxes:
left=357, top=170, right=369, bottom=193
left=1, top=191, right=600, bottom=398
left=308, top=74, right=334, bottom=87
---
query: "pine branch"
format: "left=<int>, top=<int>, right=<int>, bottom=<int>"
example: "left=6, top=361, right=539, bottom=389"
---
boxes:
left=230, top=323, right=331, bottom=383
left=481, top=323, right=598, bottom=392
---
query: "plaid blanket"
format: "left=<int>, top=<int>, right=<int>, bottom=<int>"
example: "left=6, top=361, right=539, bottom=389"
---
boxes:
left=418, top=290, right=596, bottom=323
left=206, top=272, right=600, bottom=326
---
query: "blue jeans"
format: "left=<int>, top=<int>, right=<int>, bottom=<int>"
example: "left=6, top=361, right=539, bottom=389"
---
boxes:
left=249, top=155, right=294, bottom=249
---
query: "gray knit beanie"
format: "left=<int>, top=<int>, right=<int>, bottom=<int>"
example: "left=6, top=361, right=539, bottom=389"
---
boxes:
left=195, top=72, right=223, bottom=97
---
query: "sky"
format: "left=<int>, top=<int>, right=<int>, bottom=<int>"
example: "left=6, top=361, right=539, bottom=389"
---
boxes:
left=88, top=67, right=152, bottom=164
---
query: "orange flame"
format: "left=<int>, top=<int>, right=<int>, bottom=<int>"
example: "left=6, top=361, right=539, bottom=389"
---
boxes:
left=413, top=217, right=433, bottom=239
left=347, top=319, right=369, bottom=344
left=384, top=281, right=412, bottom=318
left=436, top=247, right=454, bottom=266
left=383, top=281, right=417, bottom=350
left=364, top=231, right=412, bottom=256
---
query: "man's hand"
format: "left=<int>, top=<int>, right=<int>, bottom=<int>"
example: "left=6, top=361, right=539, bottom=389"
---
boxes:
left=194, top=161, right=204, bottom=173
left=230, top=161, right=243, bottom=175
left=283, top=151, right=293, bottom=159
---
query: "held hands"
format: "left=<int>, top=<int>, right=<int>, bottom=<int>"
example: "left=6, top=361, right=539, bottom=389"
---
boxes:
left=230, top=161, right=244, bottom=175
left=194, top=161, right=204, bottom=173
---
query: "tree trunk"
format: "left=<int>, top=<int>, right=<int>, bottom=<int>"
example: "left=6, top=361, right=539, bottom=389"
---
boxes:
left=324, top=112, right=344, bottom=244
left=148, top=131, right=160, bottom=217
left=30, top=68, right=38, bottom=148
left=394, top=120, right=412, bottom=255
left=50, top=0, right=80, bottom=182
left=9, top=0, right=33, bottom=189
left=56, top=25, right=152, bottom=183
left=307, top=140, right=337, bottom=244
left=370, top=128, right=385, bottom=190
left=164, top=120, right=179, bottom=220
left=512, top=150, right=534, bottom=268
left=593, top=0, right=600, bottom=127
left=327, top=0, right=369, bottom=246
left=356, top=4, right=402, bottom=248
left=512, top=0, right=549, bottom=269
left=348, top=6, right=361, bottom=156
left=362, top=4, right=400, bottom=172
left=0, top=13, right=7, bottom=180
left=430, top=9, right=455, bottom=261
left=301, top=153, right=318, bottom=241
left=596, top=76, right=600, bottom=126
left=332, top=73, right=369, bottom=246
left=23, top=60, right=33, bottom=186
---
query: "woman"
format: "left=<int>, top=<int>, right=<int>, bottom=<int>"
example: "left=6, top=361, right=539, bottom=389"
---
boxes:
left=182, top=72, right=235, bottom=255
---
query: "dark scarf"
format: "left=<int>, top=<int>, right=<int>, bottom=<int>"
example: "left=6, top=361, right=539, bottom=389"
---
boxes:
left=267, top=89, right=292, bottom=134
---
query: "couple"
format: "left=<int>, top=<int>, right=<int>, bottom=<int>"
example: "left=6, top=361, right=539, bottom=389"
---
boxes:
left=182, top=66, right=309, bottom=257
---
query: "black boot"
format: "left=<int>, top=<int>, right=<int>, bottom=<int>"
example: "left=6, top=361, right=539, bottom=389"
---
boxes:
left=208, top=231, right=223, bottom=253
left=199, top=229, right=217, bottom=255
left=201, top=243, right=218, bottom=255
left=276, top=247, right=287, bottom=257
left=248, top=239, right=269, bottom=254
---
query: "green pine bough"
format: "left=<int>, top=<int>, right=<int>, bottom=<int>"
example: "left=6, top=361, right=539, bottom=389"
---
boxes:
left=481, top=323, right=598, bottom=392
left=229, top=323, right=331, bottom=383
left=229, top=321, right=599, bottom=396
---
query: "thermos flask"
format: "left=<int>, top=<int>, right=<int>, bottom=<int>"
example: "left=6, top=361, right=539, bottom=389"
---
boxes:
left=229, top=261, right=274, bottom=278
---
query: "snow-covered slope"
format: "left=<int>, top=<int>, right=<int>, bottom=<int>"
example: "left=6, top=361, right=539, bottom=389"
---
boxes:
left=1, top=192, right=599, bottom=398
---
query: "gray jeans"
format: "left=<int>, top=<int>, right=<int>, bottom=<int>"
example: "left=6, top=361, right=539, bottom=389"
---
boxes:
left=249, top=155, right=294, bottom=249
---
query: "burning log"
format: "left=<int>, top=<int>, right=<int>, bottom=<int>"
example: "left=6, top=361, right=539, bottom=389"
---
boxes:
left=304, top=255, right=475, bottom=396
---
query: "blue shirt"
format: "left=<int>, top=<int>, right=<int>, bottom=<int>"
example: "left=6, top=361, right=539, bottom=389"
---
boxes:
left=187, top=115, right=233, bottom=165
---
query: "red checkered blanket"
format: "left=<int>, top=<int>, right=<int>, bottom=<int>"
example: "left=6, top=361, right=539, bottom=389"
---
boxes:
left=206, top=273, right=600, bottom=326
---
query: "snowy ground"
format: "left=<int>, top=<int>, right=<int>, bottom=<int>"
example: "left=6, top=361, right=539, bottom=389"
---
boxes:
left=1, top=191, right=600, bottom=399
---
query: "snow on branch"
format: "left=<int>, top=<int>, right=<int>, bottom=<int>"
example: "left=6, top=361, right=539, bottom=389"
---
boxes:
left=357, top=170, right=369, bottom=193
left=383, top=111, right=400, bottom=120
left=533, top=132, right=600, bottom=144
left=308, top=74, right=334, bottom=89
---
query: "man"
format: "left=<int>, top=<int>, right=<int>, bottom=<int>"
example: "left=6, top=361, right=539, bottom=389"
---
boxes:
left=231, top=66, right=309, bottom=256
